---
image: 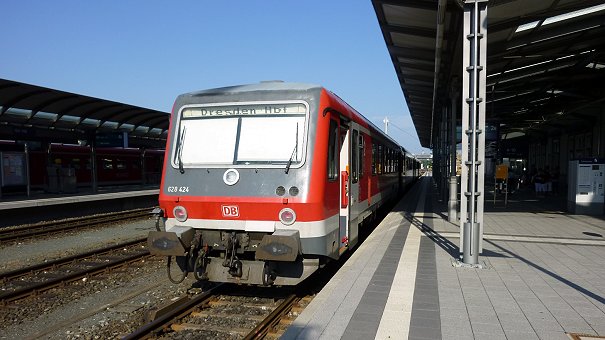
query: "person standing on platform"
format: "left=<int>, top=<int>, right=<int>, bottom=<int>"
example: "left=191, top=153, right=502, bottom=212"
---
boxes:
left=533, top=168, right=545, bottom=197
left=544, top=166, right=552, bottom=196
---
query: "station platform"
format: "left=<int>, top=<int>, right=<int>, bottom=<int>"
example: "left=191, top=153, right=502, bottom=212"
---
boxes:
left=0, top=186, right=159, bottom=226
left=282, top=176, right=605, bottom=340
left=0, top=186, right=158, bottom=211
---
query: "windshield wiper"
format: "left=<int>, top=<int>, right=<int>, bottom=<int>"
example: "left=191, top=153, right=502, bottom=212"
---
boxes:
left=285, top=123, right=298, bottom=174
left=176, top=126, right=186, bottom=174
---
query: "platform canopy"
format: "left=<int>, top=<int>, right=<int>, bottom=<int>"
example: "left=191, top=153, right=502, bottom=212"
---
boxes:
left=373, top=0, right=605, bottom=148
left=0, top=78, right=169, bottom=146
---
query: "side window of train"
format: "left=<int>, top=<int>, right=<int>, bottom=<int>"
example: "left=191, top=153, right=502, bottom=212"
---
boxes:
left=328, top=120, right=338, bottom=180
left=358, top=133, right=364, bottom=178
left=352, top=129, right=358, bottom=183
left=371, top=141, right=376, bottom=175
left=386, top=148, right=391, bottom=173
left=377, top=144, right=383, bottom=174
left=102, top=158, right=113, bottom=170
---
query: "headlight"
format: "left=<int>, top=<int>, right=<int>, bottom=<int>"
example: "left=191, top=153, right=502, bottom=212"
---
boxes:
left=276, top=186, right=286, bottom=196
left=289, top=186, right=299, bottom=196
left=173, top=205, right=188, bottom=222
left=279, top=208, right=296, bottom=225
left=223, top=168, right=240, bottom=186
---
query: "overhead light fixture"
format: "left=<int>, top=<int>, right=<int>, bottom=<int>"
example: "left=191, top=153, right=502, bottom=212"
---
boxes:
left=515, top=3, right=605, bottom=33
left=586, top=62, right=605, bottom=69
left=530, top=97, right=549, bottom=104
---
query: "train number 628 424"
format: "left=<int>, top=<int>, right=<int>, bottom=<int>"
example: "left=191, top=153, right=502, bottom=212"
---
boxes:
left=167, top=186, right=189, bottom=193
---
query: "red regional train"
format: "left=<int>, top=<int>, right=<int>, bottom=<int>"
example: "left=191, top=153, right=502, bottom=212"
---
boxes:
left=148, top=82, right=419, bottom=286
left=0, top=141, right=163, bottom=192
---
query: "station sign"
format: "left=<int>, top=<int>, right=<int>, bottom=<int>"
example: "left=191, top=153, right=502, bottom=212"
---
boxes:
left=95, top=132, right=128, bottom=147
left=182, top=102, right=307, bottom=118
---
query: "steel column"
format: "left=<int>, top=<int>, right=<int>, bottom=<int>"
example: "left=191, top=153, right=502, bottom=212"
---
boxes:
left=448, top=93, right=458, bottom=223
left=460, top=0, right=487, bottom=264
left=440, top=105, right=448, bottom=202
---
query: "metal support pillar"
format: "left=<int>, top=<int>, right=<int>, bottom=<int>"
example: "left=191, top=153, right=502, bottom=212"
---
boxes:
left=91, top=144, right=98, bottom=193
left=439, top=106, right=447, bottom=202
left=460, top=0, right=487, bottom=264
left=448, top=93, right=458, bottom=223
left=25, top=143, right=31, bottom=197
left=434, top=117, right=442, bottom=196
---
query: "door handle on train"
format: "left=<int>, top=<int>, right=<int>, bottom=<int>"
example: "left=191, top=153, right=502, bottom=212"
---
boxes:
left=341, top=171, right=349, bottom=208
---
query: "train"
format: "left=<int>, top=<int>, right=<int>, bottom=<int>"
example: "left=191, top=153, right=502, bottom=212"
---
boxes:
left=148, top=82, right=420, bottom=286
left=0, top=141, right=164, bottom=192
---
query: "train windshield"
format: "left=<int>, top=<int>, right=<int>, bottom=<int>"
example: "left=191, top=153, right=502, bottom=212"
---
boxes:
left=173, top=102, right=307, bottom=168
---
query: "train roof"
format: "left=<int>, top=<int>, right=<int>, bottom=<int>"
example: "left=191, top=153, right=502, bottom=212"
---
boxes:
left=175, top=82, right=406, bottom=150
left=180, top=81, right=322, bottom=98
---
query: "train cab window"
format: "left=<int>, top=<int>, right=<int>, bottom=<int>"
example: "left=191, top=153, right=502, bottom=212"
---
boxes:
left=328, top=120, right=338, bottom=180
left=177, top=103, right=307, bottom=168
left=352, top=130, right=358, bottom=183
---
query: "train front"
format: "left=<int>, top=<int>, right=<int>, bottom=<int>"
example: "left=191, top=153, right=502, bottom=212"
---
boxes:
left=148, top=84, right=321, bottom=286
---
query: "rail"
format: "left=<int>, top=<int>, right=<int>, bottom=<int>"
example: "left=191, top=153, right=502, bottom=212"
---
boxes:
left=0, top=207, right=152, bottom=242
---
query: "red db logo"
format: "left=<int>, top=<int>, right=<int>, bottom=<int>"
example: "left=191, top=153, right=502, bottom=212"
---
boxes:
left=222, top=205, right=239, bottom=217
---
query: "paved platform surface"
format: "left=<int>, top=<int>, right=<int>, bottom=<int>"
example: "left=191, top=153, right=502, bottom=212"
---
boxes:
left=0, top=186, right=158, bottom=210
left=282, top=176, right=605, bottom=340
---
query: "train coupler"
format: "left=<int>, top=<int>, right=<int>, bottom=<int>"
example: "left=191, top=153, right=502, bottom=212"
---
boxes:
left=223, top=232, right=243, bottom=277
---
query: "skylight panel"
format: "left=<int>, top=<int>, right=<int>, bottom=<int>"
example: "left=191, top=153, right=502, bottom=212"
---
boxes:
left=516, top=21, right=539, bottom=33
left=81, top=118, right=101, bottom=127
left=515, top=3, right=605, bottom=33
left=586, top=62, right=605, bottom=69
left=5, top=107, right=33, bottom=118
left=58, top=115, right=81, bottom=124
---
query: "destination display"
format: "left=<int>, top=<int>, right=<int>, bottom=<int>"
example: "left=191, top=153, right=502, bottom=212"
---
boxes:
left=182, top=102, right=307, bottom=118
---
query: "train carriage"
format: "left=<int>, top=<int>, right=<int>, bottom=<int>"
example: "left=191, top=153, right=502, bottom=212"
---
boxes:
left=148, top=82, right=418, bottom=285
left=0, top=141, right=163, bottom=191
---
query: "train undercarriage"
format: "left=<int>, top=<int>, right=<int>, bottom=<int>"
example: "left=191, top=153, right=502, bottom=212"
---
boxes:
left=148, top=223, right=321, bottom=286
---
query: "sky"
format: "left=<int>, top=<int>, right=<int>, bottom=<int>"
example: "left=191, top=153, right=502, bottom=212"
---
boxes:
left=1, top=1, right=430, bottom=154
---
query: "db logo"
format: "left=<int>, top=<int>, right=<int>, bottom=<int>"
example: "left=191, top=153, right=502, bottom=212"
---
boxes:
left=222, top=205, right=239, bottom=217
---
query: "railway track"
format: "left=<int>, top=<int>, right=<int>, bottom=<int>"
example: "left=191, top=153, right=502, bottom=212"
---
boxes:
left=0, top=238, right=151, bottom=304
left=0, top=207, right=152, bottom=243
left=125, top=285, right=312, bottom=339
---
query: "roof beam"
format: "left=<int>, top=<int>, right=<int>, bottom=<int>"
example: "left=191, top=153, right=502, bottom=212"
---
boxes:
left=388, top=45, right=435, bottom=60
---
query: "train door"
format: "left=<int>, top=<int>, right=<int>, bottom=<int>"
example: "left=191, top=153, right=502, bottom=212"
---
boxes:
left=339, top=122, right=351, bottom=255
left=349, top=127, right=361, bottom=244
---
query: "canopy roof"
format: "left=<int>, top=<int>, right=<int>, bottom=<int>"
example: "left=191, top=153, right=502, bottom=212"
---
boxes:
left=0, top=78, right=169, bottom=144
left=374, top=0, right=605, bottom=147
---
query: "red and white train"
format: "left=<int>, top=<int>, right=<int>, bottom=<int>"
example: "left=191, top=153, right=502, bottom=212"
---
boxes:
left=0, top=141, right=163, bottom=191
left=148, top=82, right=419, bottom=285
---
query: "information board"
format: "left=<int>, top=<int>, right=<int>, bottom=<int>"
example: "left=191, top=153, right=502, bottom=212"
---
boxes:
left=1, top=152, right=27, bottom=186
left=495, top=164, right=508, bottom=180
